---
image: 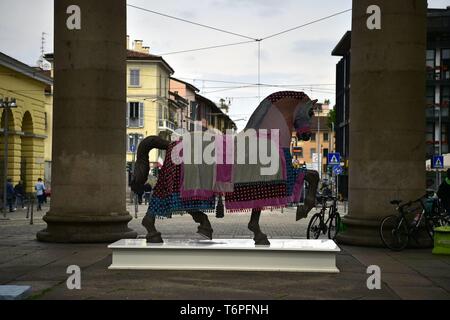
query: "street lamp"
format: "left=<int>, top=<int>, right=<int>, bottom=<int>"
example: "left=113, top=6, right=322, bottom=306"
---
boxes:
left=316, top=104, right=322, bottom=180
left=0, top=97, right=18, bottom=218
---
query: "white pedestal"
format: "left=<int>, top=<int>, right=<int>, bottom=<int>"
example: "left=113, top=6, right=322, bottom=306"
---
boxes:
left=108, top=239, right=340, bottom=273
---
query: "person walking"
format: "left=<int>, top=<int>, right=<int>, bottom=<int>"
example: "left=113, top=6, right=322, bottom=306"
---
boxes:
left=6, top=178, right=15, bottom=212
left=14, top=180, right=25, bottom=209
left=35, top=178, right=46, bottom=211
left=437, top=169, right=450, bottom=214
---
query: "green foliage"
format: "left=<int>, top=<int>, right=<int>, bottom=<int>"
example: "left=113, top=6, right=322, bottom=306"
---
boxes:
left=327, top=108, right=336, bottom=130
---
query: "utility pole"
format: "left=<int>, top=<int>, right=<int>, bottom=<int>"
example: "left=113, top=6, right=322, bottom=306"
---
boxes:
left=317, top=105, right=321, bottom=181
left=1, top=98, right=17, bottom=218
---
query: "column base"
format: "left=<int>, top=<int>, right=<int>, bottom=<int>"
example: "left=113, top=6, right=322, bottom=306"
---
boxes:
left=36, top=212, right=138, bottom=243
left=337, top=216, right=433, bottom=248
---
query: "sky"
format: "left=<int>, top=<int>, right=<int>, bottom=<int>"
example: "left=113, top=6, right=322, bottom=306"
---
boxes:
left=0, top=0, right=449, bottom=130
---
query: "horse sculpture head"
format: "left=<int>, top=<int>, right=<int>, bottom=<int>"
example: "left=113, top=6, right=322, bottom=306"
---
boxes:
left=245, top=91, right=317, bottom=142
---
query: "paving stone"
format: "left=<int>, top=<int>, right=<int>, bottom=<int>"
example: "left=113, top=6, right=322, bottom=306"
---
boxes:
left=388, top=286, right=450, bottom=300
left=0, top=285, right=31, bottom=300
left=1, top=203, right=449, bottom=300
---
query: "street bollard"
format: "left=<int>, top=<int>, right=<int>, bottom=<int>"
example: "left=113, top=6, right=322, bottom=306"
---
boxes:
left=134, top=193, right=138, bottom=219
left=30, top=197, right=34, bottom=225
left=26, top=196, right=30, bottom=219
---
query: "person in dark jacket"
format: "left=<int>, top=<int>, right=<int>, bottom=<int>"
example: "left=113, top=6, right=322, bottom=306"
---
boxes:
left=437, top=169, right=450, bottom=213
left=14, top=180, right=25, bottom=209
left=6, top=178, right=15, bottom=212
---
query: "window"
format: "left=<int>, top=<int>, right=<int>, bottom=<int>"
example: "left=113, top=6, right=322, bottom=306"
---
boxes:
left=130, top=69, right=140, bottom=87
left=190, top=101, right=198, bottom=120
left=310, top=148, right=316, bottom=159
left=158, top=105, right=163, bottom=120
left=127, top=102, right=144, bottom=128
left=426, top=86, right=435, bottom=107
left=310, top=133, right=316, bottom=141
left=323, top=132, right=329, bottom=142
left=323, top=148, right=329, bottom=158
left=128, top=134, right=143, bottom=153
left=442, top=49, right=450, bottom=80
left=426, top=122, right=434, bottom=143
left=442, top=123, right=448, bottom=144
left=426, top=50, right=435, bottom=80
left=442, top=86, right=450, bottom=109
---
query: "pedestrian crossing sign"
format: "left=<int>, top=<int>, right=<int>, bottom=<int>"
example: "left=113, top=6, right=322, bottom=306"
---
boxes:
left=328, top=153, right=340, bottom=166
left=432, top=155, right=444, bottom=169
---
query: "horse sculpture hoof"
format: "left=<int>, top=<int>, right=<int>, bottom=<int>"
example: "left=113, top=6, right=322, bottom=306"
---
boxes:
left=197, top=226, right=213, bottom=240
left=146, top=232, right=164, bottom=243
left=254, top=233, right=270, bottom=246
left=254, top=237, right=271, bottom=246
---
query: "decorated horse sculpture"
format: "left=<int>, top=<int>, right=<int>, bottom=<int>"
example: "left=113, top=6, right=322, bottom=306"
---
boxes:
left=131, top=91, right=320, bottom=245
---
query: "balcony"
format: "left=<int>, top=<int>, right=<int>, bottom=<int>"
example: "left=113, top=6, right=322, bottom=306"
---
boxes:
left=158, top=119, right=178, bottom=133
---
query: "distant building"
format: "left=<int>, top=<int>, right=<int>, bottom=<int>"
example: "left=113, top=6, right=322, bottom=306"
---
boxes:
left=195, top=93, right=237, bottom=133
left=332, top=7, right=450, bottom=196
left=291, top=102, right=335, bottom=176
left=169, top=77, right=200, bottom=133
left=0, top=52, right=52, bottom=192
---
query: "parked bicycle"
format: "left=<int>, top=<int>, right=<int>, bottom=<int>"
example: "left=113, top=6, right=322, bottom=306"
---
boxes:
left=379, top=192, right=448, bottom=251
left=307, top=195, right=341, bottom=240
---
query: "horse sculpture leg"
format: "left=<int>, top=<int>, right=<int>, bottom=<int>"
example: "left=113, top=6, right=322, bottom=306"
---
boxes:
left=189, top=211, right=213, bottom=240
left=142, top=214, right=163, bottom=243
left=248, top=209, right=270, bottom=245
left=130, top=136, right=170, bottom=244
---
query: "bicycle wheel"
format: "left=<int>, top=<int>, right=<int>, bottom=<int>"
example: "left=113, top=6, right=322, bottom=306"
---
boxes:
left=328, top=212, right=341, bottom=240
left=380, top=215, right=409, bottom=251
left=307, top=213, right=324, bottom=239
left=424, top=216, right=442, bottom=240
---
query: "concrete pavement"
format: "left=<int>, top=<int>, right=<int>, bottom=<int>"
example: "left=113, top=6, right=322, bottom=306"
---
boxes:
left=1, top=202, right=449, bottom=300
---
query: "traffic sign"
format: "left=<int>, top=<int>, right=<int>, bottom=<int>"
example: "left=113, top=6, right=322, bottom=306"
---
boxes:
left=432, top=155, right=444, bottom=169
left=328, top=153, right=340, bottom=166
left=333, top=165, right=343, bottom=175
left=130, top=145, right=136, bottom=153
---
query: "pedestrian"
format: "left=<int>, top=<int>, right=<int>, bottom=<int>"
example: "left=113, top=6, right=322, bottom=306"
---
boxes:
left=143, top=182, right=152, bottom=205
left=35, top=178, right=46, bottom=211
left=6, top=178, right=15, bottom=212
left=437, top=169, right=450, bottom=213
left=14, top=180, right=25, bottom=209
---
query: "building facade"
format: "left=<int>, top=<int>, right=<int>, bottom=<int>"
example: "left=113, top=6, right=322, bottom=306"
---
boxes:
left=125, top=39, right=174, bottom=168
left=332, top=7, right=450, bottom=196
left=170, top=77, right=200, bottom=133
left=0, top=52, right=52, bottom=193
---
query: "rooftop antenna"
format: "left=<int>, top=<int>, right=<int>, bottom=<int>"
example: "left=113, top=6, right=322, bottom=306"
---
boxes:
left=38, top=32, right=50, bottom=70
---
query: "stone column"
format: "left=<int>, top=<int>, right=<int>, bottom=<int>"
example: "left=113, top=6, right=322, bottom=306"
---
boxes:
left=37, top=0, right=137, bottom=242
left=337, top=0, right=427, bottom=246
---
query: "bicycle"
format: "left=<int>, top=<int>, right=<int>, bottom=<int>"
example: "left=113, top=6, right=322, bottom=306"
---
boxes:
left=307, top=195, right=341, bottom=240
left=379, top=193, right=445, bottom=251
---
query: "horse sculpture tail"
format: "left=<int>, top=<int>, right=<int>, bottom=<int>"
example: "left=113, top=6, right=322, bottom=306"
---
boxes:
left=130, top=135, right=170, bottom=194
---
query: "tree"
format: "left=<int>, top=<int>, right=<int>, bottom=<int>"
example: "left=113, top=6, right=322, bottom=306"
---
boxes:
left=327, top=108, right=336, bottom=130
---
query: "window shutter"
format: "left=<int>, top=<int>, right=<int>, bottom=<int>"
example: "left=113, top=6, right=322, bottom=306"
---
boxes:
left=139, top=102, right=144, bottom=127
left=126, top=102, right=130, bottom=128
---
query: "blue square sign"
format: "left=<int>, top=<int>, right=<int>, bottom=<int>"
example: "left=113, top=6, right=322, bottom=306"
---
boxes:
left=432, top=155, right=444, bottom=169
left=333, top=165, right=343, bottom=175
left=328, top=153, right=340, bottom=166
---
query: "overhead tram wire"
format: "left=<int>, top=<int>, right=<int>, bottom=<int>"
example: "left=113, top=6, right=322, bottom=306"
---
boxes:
left=260, top=8, right=352, bottom=41
left=158, top=40, right=256, bottom=56
left=127, top=3, right=258, bottom=41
